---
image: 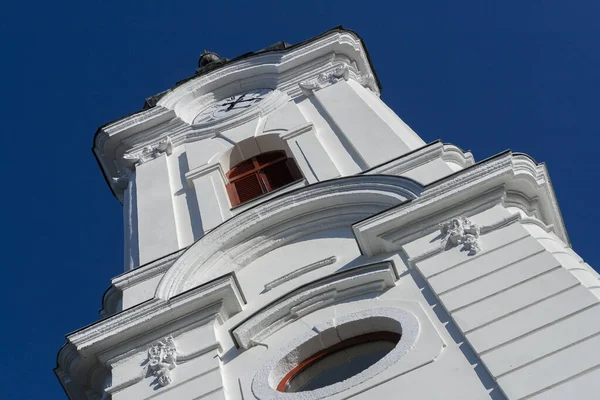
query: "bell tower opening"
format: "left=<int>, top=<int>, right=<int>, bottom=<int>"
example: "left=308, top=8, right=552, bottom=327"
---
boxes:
left=226, top=150, right=303, bottom=207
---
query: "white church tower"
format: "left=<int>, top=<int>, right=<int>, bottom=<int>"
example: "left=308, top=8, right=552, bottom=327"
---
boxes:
left=56, top=27, right=600, bottom=399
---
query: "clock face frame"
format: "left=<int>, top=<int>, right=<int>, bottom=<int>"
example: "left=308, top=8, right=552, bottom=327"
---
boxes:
left=193, top=88, right=272, bottom=125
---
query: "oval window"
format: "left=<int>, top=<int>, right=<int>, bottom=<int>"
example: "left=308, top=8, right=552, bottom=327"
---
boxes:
left=277, top=332, right=401, bottom=392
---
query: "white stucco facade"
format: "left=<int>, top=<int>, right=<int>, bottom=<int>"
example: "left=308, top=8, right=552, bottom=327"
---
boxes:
left=56, top=28, right=600, bottom=399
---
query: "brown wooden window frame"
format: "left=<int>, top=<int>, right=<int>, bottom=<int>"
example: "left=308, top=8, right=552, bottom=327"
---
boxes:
left=226, top=151, right=302, bottom=207
left=276, top=331, right=401, bottom=392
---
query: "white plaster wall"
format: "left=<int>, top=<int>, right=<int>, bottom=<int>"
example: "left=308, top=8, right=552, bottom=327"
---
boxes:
left=236, top=227, right=360, bottom=302
left=219, top=258, right=496, bottom=400
left=313, top=81, right=416, bottom=168
left=121, top=274, right=162, bottom=311
left=185, top=137, right=232, bottom=172
left=123, top=172, right=139, bottom=270
left=262, top=101, right=307, bottom=133
left=135, top=154, right=179, bottom=266
left=75, top=31, right=600, bottom=400
left=402, top=208, right=600, bottom=399
left=295, top=96, right=364, bottom=175
left=168, top=145, right=196, bottom=248
left=95, top=197, right=600, bottom=400
left=521, top=221, right=600, bottom=299
left=108, top=320, right=224, bottom=400
left=400, top=157, right=456, bottom=185
left=347, top=79, right=425, bottom=150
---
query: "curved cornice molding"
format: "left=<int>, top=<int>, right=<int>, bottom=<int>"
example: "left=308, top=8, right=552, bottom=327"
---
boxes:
left=156, top=175, right=423, bottom=300
left=363, top=141, right=474, bottom=177
left=353, top=151, right=569, bottom=257
left=157, top=31, right=378, bottom=114
left=93, top=30, right=377, bottom=200
left=55, top=274, right=244, bottom=400
left=233, top=262, right=399, bottom=349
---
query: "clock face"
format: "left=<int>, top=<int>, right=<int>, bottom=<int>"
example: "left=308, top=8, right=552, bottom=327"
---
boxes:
left=193, top=88, right=272, bottom=125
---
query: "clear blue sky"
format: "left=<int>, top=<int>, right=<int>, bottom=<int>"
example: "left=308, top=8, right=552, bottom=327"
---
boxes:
left=2, top=1, right=599, bottom=398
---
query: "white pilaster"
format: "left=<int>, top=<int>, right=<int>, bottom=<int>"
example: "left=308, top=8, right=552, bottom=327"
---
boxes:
left=135, top=154, right=179, bottom=266
left=282, top=123, right=340, bottom=183
left=313, top=80, right=414, bottom=168
left=185, top=163, right=232, bottom=234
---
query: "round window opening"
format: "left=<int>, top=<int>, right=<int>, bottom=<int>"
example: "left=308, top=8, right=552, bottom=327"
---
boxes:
left=277, top=331, right=401, bottom=393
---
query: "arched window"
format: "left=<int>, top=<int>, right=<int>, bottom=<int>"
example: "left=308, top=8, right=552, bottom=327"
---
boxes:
left=226, top=151, right=302, bottom=207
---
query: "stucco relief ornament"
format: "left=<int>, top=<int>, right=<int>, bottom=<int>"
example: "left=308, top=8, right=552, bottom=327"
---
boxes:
left=439, top=216, right=481, bottom=255
left=123, top=136, right=173, bottom=168
left=357, top=72, right=375, bottom=89
left=299, top=64, right=350, bottom=95
left=146, top=336, right=178, bottom=387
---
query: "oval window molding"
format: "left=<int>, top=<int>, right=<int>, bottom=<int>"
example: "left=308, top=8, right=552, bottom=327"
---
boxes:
left=252, top=307, right=420, bottom=400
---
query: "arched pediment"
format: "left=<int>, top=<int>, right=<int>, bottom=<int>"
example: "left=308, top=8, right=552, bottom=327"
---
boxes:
left=155, top=175, right=422, bottom=300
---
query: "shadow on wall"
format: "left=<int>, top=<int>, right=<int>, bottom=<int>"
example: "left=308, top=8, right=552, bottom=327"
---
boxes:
left=412, top=270, right=506, bottom=400
left=178, top=152, right=204, bottom=238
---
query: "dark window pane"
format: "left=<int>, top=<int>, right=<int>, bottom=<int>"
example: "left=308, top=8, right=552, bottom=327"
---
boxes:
left=286, top=158, right=303, bottom=181
left=233, top=173, right=264, bottom=203
left=263, top=160, right=295, bottom=190
left=256, top=151, right=286, bottom=166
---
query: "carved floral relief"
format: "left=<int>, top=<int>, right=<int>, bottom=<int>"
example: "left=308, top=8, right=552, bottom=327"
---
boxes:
left=439, top=216, right=481, bottom=255
left=146, top=336, right=178, bottom=388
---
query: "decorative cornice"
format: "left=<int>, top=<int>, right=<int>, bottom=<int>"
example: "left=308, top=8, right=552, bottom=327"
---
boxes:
left=298, top=63, right=376, bottom=96
left=158, top=31, right=378, bottom=110
left=363, top=141, right=474, bottom=179
left=233, top=262, right=398, bottom=349
left=99, top=285, right=121, bottom=319
left=69, top=274, right=243, bottom=353
left=406, top=213, right=521, bottom=267
left=122, top=136, right=172, bottom=168
left=441, top=144, right=475, bottom=169
left=155, top=175, right=422, bottom=300
left=298, top=63, right=350, bottom=96
left=511, top=154, right=568, bottom=242
left=93, top=30, right=380, bottom=199
left=56, top=273, right=244, bottom=400
left=104, top=107, right=174, bottom=139
left=353, top=151, right=569, bottom=258
left=94, top=106, right=175, bottom=159
left=111, top=249, right=185, bottom=291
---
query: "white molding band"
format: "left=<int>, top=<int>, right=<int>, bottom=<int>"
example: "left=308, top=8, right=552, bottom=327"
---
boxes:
left=156, top=175, right=421, bottom=300
left=234, top=262, right=398, bottom=349
left=263, top=256, right=337, bottom=292
left=353, top=151, right=569, bottom=257
left=251, top=307, right=420, bottom=400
